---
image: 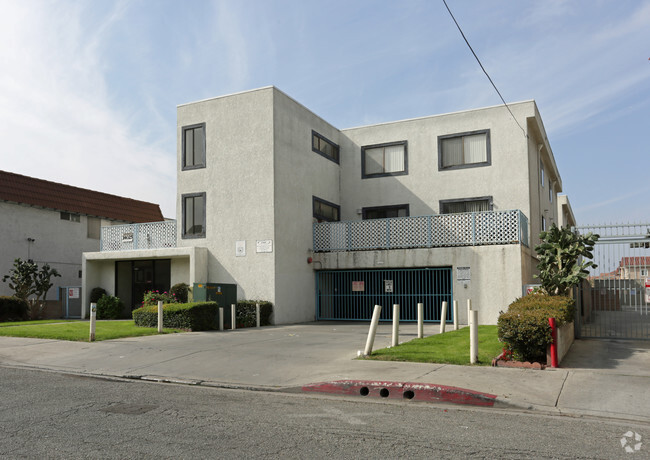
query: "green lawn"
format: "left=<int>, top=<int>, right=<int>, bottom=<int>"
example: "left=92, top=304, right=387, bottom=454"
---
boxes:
left=0, top=319, right=80, bottom=327
left=366, top=325, right=502, bottom=366
left=0, top=320, right=184, bottom=341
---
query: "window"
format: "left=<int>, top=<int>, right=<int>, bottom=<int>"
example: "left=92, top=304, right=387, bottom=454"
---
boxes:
left=361, top=141, right=407, bottom=178
left=362, top=204, right=409, bottom=220
left=549, top=179, right=553, bottom=202
left=182, top=192, right=206, bottom=238
left=182, top=123, right=206, bottom=170
left=640, top=269, right=648, bottom=277
left=87, top=217, right=101, bottom=239
left=60, top=211, right=80, bottom=222
left=438, top=130, right=490, bottom=170
left=439, top=197, right=492, bottom=214
left=312, top=131, right=339, bottom=163
left=540, top=159, right=545, bottom=185
left=542, top=216, right=547, bottom=231
left=313, top=196, right=340, bottom=222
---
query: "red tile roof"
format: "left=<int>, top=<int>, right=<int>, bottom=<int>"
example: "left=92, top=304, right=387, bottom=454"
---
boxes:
left=619, top=257, right=650, bottom=267
left=0, top=170, right=164, bottom=223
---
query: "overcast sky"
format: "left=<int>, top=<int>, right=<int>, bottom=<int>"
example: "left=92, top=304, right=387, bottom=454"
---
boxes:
left=1, top=0, right=648, bottom=224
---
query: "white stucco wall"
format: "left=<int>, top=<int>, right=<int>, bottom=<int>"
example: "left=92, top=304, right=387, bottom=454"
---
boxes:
left=0, top=201, right=111, bottom=298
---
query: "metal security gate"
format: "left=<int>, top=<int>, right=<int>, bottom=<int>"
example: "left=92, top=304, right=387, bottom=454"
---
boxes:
left=316, top=268, right=453, bottom=322
left=575, top=223, right=650, bottom=340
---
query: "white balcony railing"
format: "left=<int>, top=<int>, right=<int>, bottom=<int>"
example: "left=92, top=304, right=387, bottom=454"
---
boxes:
left=100, top=221, right=177, bottom=251
left=313, top=210, right=529, bottom=252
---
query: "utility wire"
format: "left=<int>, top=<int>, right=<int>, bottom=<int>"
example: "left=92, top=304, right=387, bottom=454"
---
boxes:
left=442, top=0, right=527, bottom=139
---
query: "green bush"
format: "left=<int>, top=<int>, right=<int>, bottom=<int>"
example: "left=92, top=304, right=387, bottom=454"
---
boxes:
left=96, top=294, right=124, bottom=320
left=497, top=294, right=575, bottom=363
left=233, top=300, right=273, bottom=328
left=141, top=290, right=178, bottom=308
left=90, top=287, right=108, bottom=304
left=171, top=283, right=189, bottom=303
left=0, top=296, right=29, bottom=321
left=132, top=302, right=218, bottom=331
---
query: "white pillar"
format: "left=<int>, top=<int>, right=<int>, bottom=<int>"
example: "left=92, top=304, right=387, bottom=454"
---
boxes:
left=417, top=302, right=424, bottom=339
left=256, top=303, right=261, bottom=328
left=219, top=307, right=224, bottom=331
left=467, top=299, right=472, bottom=326
left=89, top=302, right=97, bottom=342
left=392, top=304, right=400, bottom=347
left=157, top=301, right=163, bottom=333
left=364, top=305, right=382, bottom=356
left=439, top=301, right=448, bottom=334
left=231, top=304, right=236, bottom=330
left=470, top=309, right=478, bottom=364
left=453, top=300, right=459, bottom=331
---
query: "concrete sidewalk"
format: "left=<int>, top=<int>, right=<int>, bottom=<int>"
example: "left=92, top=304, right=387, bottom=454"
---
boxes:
left=0, top=322, right=649, bottom=423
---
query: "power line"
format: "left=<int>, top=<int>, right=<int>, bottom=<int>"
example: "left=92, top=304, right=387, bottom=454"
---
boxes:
left=442, top=0, right=527, bottom=139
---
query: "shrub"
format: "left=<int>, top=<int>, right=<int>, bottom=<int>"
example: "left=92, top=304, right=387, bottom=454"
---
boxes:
left=233, top=300, right=273, bottom=328
left=96, top=294, right=124, bottom=320
left=132, top=302, right=218, bottom=331
left=497, top=294, right=574, bottom=363
left=171, top=283, right=189, bottom=303
left=141, top=290, right=178, bottom=307
left=0, top=296, right=29, bottom=321
left=89, top=287, right=108, bottom=304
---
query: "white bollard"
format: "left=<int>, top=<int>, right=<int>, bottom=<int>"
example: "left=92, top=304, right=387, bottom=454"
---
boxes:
left=467, top=299, right=472, bottom=327
left=89, top=302, right=97, bottom=342
left=231, top=304, right=236, bottom=330
left=439, top=301, right=448, bottom=334
left=157, top=301, right=163, bottom=333
left=417, top=302, right=424, bottom=339
left=453, top=300, right=459, bottom=331
left=392, top=304, right=400, bottom=347
left=470, top=309, right=478, bottom=364
left=363, top=305, right=382, bottom=356
left=219, top=307, right=224, bottom=331
left=256, top=303, right=260, bottom=328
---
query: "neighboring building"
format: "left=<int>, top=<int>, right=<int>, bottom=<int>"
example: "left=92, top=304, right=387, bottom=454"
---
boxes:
left=556, top=194, right=576, bottom=229
left=84, top=86, right=571, bottom=325
left=617, top=257, right=650, bottom=281
left=0, top=170, right=164, bottom=315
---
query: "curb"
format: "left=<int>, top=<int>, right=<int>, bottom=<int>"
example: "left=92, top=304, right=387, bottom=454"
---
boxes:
left=301, top=380, right=497, bottom=407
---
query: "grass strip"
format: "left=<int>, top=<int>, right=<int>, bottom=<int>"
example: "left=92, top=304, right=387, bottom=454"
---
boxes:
left=366, top=325, right=502, bottom=366
left=0, top=320, right=183, bottom=341
left=0, top=319, right=81, bottom=327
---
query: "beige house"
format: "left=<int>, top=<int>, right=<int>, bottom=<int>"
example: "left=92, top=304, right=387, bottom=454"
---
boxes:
left=83, top=86, right=572, bottom=325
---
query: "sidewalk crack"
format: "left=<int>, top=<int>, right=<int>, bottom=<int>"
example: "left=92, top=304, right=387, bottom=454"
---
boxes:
left=555, top=371, right=570, bottom=408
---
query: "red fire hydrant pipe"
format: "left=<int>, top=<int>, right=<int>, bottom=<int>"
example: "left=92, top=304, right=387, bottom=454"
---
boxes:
left=548, top=317, right=558, bottom=368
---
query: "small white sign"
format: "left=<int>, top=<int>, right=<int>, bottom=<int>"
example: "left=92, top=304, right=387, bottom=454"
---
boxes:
left=384, top=279, right=394, bottom=293
left=352, top=281, right=365, bottom=292
left=457, top=267, right=471, bottom=281
left=68, top=287, right=80, bottom=299
left=122, top=232, right=134, bottom=243
left=235, top=240, right=246, bottom=257
left=256, top=240, right=273, bottom=253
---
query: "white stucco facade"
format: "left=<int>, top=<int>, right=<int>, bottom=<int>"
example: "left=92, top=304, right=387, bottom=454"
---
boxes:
left=83, top=86, right=571, bottom=325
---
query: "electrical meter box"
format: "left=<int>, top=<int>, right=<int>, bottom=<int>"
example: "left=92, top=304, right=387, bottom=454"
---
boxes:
left=193, top=283, right=237, bottom=326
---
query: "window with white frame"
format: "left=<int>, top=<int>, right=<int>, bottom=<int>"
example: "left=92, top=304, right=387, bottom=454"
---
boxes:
left=440, top=197, right=492, bottom=214
left=438, top=130, right=490, bottom=170
left=60, top=211, right=80, bottom=222
left=313, top=196, right=340, bottom=222
left=361, top=141, right=407, bottom=178
left=549, top=179, right=553, bottom=202
left=182, top=123, right=206, bottom=170
left=542, top=215, right=547, bottom=231
left=182, top=192, right=206, bottom=238
left=540, top=159, right=545, bottom=185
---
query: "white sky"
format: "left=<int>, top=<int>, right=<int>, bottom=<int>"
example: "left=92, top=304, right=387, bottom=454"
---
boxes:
left=1, top=0, right=648, bottom=224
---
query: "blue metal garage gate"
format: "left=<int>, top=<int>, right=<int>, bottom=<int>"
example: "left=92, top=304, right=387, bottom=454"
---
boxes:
left=316, top=267, right=453, bottom=322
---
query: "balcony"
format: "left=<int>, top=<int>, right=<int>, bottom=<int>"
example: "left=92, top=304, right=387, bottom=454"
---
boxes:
left=100, top=221, right=177, bottom=252
left=313, top=210, right=529, bottom=252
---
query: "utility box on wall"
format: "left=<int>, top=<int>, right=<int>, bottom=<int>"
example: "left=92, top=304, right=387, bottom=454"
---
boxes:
left=193, top=283, right=237, bottom=326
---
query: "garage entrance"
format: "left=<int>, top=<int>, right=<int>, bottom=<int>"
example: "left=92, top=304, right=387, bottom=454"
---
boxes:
left=316, top=267, right=453, bottom=322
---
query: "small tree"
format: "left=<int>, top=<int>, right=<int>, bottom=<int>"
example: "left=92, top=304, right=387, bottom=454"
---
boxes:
left=535, top=225, right=599, bottom=296
left=2, top=258, right=61, bottom=319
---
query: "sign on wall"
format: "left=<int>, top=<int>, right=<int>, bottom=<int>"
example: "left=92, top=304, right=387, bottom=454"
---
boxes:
left=352, top=281, right=365, bottom=292
left=384, top=279, right=394, bottom=293
left=68, top=287, right=80, bottom=299
left=256, top=240, right=273, bottom=253
left=456, top=267, right=471, bottom=281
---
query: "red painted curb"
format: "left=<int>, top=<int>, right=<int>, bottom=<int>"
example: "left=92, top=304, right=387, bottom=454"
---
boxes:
left=302, top=380, right=497, bottom=407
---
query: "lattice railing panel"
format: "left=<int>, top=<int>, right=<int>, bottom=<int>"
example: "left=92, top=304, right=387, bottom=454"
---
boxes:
left=101, top=221, right=177, bottom=252
left=313, top=210, right=528, bottom=252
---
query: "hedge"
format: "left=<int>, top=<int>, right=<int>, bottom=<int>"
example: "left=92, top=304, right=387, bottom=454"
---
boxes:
left=132, top=302, right=218, bottom=331
left=497, top=294, right=575, bottom=363
left=0, top=296, right=29, bottom=322
left=96, top=294, right=123, bottom=320
left=232, top=301, right=273, bottom=328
